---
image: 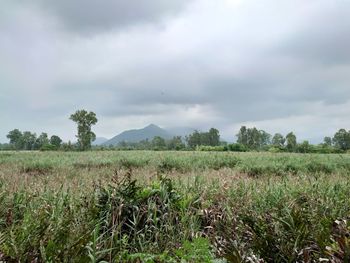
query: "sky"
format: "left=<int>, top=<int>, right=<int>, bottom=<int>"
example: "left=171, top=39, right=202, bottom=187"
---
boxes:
left=1, top=0, right=350, bottom=143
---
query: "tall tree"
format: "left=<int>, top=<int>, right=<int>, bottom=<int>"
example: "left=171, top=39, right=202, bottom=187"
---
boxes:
left=246, top=127, right=260, bottom=149
left=50, top=135, right=62, bottom=149
left=323, top=136, right=332, bottom=147
left=332, top=129, right=350, bottom=151
left=286, top=132, right=297, bottom=152
left=259, top=130, right=271, bottom=146
left=22, top=131, right=37, bottom=150
left=167, top=136, right=185, bottom=150
left=208, top=128, right=220, bottom=146
left=272, top=133, right=285, bottom=147
left=236, top=126, right=248, bottom=146
left=237, top=126, right=270, bottom=149
left=70, top=110, right=98, bottom=150
left=34, top=132, right=49, bottom=149
left=7, top=129, right=23, bottom=149
left=186, top=130, right=201, bottom=149
left=151, top=136, right=166, bottom=150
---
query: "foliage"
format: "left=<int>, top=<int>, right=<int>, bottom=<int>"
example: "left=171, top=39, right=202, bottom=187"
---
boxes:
left=286, top=132, right=297, bottom=152
left=0, top=151, right=350, bottom=262
left=70, top=109, right=98, bottom=151
left=6, top=129, right=23, bottom=150
left=236, top=126, right=271, bottom=150
left=272, top=133, right=285, bottom=147
left=5, top=129, right=62, bottom=151
left=50, top=135, right=62, bottom=149
left=151, top=136, right=166, bottom=150
left=186, top=128, right=220, bottom=149
left=333, top=129, right=350, bottom=151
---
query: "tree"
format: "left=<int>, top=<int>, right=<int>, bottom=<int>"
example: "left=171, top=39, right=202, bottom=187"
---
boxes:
left=22, top=131, right=37, bottom=150
left=34, top=132, right=49, bottom=150
left=50, top=135, right=62, bottom=149
left=272, top=133, right=285, bottom=147
left=70, top=110, right=98, bottom=150
left=208, top=128, right=220, bottom=146
left=167, top=136, right=185, bottom=150
left=332, top=129, right=350, bottom=151
left=259, top=130, right=271, bottom=146
left=298, top=140, right=311, bottom=153
left=237, top=126, right=270, bottom=150
left=246, top=127, right=260, bottom=149
left=186, top=130, right=201, bottom=149
left=151, top=136, right=166, bottom=150
left=286, top=132, right=297, bottom=152
left=323, top=136, right=332, bottom=147
left=236, top=126, right=248, bottom=146
left=7, top=129, right=23, bottom=149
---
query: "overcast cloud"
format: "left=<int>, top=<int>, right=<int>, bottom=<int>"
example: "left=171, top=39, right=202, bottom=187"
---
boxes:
left=1, top=0, right=350, bottom=143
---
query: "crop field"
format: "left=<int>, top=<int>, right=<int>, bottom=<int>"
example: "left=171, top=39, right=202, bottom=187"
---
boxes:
left=0, top=151, right=350, bottom=262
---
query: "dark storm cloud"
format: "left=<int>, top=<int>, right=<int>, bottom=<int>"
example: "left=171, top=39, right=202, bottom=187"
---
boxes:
left=278, top=2, right=350, bottom=66
left=2, top=0, right=350, bottom=142
left=29, top=0, right=190, bottom=34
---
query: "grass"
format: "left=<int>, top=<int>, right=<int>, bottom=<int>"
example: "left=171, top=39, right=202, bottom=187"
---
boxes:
left=0, top=151, right=350, bottom=262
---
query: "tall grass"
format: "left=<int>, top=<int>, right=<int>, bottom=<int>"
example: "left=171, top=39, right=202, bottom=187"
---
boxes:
left=0, top=151, right=349, bottom=262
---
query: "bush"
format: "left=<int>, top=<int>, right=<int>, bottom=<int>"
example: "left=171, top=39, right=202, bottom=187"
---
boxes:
left=40, top=144, right=57, bottom=151
left=228, top=143, right=247, bottom=152
left=196, top=145, right=227, bottom=151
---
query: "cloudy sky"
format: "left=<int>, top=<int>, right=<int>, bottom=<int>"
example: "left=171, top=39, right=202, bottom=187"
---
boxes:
left=1, top=0, right=350, bottom=143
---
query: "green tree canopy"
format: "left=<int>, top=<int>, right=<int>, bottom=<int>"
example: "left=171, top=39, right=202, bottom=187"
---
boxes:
left=167, top=136, right=185, bottom=150
left=323, top=136, right=332, bottom=147
left=50, top=135, right=62, bottom=149
left=208, top=128, right=220, bottom=146
left=286, top=132, right=297, bottom=152
left=186, top=130, right=202, bottom=149
left=236, top=126, right=248, bottom=146
left=298, top=140, right=311, bottom=153
left=7, top=129, right=23, bottom=150
left=34, top=132, right=49, bottom=150
left=22, top=131, right=37, bottom=150
left=186, top=128, right=220, bottom=149
left=272, top=133, right=285, bottom=147
left=70, top=110, right=98, bottom=150
left=236, top=126, right=271, bottom=150
left=332, top=129, right=350, bottom=151
left=151, top=136, right=166, bottom=150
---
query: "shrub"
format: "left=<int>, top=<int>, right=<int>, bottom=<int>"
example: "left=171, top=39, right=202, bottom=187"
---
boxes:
left=228, top=143, right=247, bottom=152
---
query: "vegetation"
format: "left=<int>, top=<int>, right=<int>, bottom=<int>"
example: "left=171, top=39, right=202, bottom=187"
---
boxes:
left=3, top=117, right=350, bottom=154
left=0, top=151, right=350, bottom=262
left=70, top=110, right=98, bottom=151
left=186, top=128, right=220, bottom=149
left=5, top=129, right=62, bottom=151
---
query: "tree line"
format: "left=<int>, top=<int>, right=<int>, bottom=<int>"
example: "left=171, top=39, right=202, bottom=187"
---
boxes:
left=4, top=129, right=62, bottom=151
left=233, top=126, right=350, bottom=153
left=2, top=109, right=350, bottom=153
left=112, top=129, right=221, bottom=151
left=1, top=110, right=96, bottom=151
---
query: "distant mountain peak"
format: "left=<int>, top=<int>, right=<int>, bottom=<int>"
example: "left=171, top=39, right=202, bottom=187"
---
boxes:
left=102, top=124, right=172, bottom=146
left=145, top=124, right=160, bottom=129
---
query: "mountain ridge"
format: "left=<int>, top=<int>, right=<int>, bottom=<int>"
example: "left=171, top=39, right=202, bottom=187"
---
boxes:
left=102, top=124, right=173, bottom=146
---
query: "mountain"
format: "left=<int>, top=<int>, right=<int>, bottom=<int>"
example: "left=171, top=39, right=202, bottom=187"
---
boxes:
left=103, top=124, right=173, bottom=146
left=92, top=137, right=108, bottom=145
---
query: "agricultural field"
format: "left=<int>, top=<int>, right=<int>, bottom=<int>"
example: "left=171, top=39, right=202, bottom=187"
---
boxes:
left=0, top=151, right=350, bottom=262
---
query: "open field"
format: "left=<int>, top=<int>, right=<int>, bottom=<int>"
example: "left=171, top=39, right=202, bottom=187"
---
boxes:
left=0, top=151, right=350, bottom=262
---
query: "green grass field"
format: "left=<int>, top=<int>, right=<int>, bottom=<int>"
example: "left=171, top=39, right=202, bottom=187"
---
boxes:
left=0, top=151, right=350, bottom=262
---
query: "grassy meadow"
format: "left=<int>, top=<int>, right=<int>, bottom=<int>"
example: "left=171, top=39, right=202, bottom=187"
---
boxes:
left=0, top=151, right=350, bottom=262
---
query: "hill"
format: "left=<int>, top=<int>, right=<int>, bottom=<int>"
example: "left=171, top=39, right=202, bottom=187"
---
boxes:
left=103, top=124, right=173, bottom=146
left=92, top=137, right=108, bottom=145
